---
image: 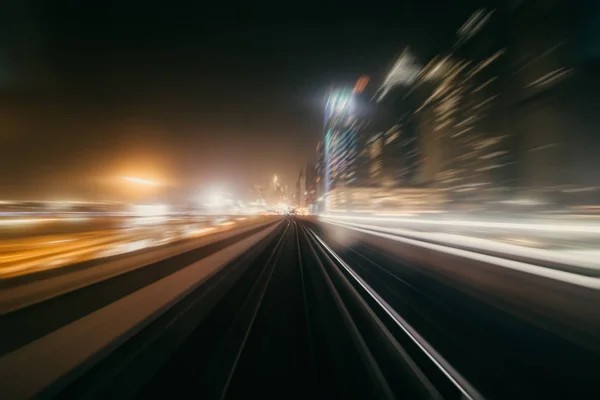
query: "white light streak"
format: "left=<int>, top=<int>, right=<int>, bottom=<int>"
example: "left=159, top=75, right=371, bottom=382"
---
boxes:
left=376, top=48, right=421, bottom=102
left=122, top=177, right=158, bottom=185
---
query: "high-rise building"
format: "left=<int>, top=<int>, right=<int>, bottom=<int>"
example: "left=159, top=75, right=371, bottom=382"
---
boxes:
left=371, top=49, right=424, bottom=188
left=295, top=168, right=306, bottom=208
left=415, top=93, right=442, bottom=185
left=505, top=0, right=576, bottom=197
left=322, top=88, right=361, bottom=211
left=339, top=0, right=595, bottom=209
left=305, top=161, right=318, bottom=210
left=324, top=88, right=359, bottom=187
left=564, top=2, right=600, bottom=202
left=319, top=70, right=455, bottom=212
left=410, top=1, right=594, bottom=206
left=374, top=94, right=422, bottom=187
left=407, top=9, right=513, bottom=203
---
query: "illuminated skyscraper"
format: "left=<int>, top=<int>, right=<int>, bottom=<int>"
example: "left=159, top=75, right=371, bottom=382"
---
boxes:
left=408, top=10, right=512, bottom=202
left=371, top=96, right=422, bottom=187
left=323, top=88, right=360, bottom=210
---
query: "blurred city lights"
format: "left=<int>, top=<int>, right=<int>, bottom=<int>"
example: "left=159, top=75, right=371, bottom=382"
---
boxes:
left=353, top=75, right=370, bottom=94
left=0, top=218, right=60, bottom=227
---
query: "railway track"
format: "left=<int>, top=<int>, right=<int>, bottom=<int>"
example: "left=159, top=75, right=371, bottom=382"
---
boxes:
left=57, top=218, right=470, bottom=399
left=306, top=220, right=600, bottom=399
left=5, top=217, right=597, bottom=399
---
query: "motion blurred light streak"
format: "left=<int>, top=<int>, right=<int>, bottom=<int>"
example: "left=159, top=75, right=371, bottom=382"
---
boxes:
left=0, top=218, right=61, bottom=226
left=121, top=177, right=158, bottom=185
left=325, top=214, right=600, bottom=234
left=0, top=216, right=247, bottom=279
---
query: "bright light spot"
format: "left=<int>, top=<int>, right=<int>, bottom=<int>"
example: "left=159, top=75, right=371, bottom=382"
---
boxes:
left=188, top=227, right=215, bottom=237
left=0, top=218, right=59, bottom=226
left=131, top=204, right=170, bottom=217
left=201, top=188, right=234, bottom=208
left=501, top=198, right=547, bottom=206
left=334, top=95, right=352, bottom=114
left=48, top=239, right=74, bottom=244
left=122, top=176, right=159, bottom=185
left=501, top=238, right=543, bottom=247
left=103, top=240, right=152, bottom=257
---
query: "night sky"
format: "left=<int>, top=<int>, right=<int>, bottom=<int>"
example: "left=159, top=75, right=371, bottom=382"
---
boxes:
left=0, top=0, right=483, bottom=201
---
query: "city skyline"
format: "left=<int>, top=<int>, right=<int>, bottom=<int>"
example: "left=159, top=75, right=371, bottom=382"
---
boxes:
left=1, top=1, right=598, bottom=207
left=295, top=1, right=600, bottom=213
left=0, top=1, right=484, bottom=200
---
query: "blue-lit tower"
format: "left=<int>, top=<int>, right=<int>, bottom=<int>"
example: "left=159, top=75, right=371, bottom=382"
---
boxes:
left=323, top=87, right=359, bottom=211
